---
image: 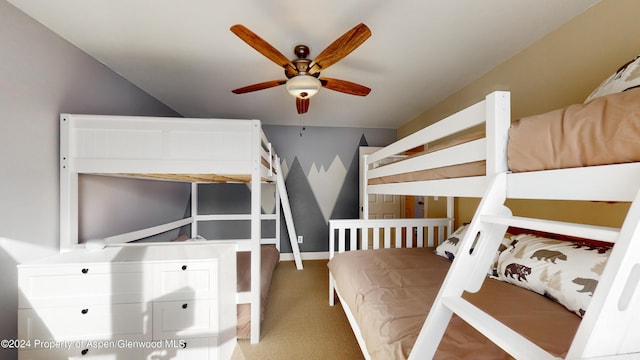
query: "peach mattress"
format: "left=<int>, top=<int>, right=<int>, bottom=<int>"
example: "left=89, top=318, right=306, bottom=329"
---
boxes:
left=328, top=248, right=580, bottom=359
left=237, top=245, right=280, bottom=339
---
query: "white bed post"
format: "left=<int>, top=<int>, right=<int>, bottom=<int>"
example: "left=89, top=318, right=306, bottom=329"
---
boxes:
left=446, top=196, right=454, bottom=236
left=250, top=122, right=262, bottom=344
left=274, top=181, right=281, bottom=252
left=59, top=114, right=78, bottom=252
left=409, top=91, right=511, bottom=359
left=191, top=183, right=198, bottom=237
left=362, top=154, right=369, bottom=220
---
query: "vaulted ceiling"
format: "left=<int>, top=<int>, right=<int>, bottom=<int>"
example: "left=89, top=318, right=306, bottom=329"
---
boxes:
left=8, top=0, right=599, bottom=128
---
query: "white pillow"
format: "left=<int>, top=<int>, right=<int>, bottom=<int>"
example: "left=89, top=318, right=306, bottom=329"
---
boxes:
left=585, top=55, right=640, bottom=103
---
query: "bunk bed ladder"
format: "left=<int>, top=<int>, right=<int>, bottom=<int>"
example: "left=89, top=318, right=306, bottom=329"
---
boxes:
left=274, top=157, right=303, bottom=270
left=413, top=172, right=640, bottom=359
left=410, top=173, right=562, bottom=359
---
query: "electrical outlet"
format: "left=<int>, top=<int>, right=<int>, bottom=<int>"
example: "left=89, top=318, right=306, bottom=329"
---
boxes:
left=297, top=235, right=303, bottom=244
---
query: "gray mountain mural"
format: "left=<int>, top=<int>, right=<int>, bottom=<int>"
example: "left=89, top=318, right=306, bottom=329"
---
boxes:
left=330, top=134, right=369, bottom=220
left=280, top=156, right=328, bottom=252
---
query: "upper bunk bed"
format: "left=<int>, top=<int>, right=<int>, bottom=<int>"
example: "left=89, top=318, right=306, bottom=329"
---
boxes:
left=59, top=114, right=302, bottom=344
left=329, top=85, right=640, bottom=359
left=60, top=114, right=284, bottom=248
left=363, top=89, right=640, bottom=203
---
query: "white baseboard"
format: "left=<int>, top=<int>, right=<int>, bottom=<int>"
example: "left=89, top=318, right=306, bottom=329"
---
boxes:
left=280, top=251, right=329, bottom=262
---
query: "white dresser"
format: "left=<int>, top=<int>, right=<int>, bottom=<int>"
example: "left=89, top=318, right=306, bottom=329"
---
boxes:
left=17, top=243, right=237, bottom=360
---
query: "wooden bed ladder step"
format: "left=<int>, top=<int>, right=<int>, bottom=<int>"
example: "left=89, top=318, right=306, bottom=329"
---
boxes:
left=274, top=159, right=303, bottom=270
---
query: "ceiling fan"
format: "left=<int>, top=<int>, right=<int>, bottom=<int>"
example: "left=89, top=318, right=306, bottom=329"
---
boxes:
left=230, top=23, right=372, bottom=114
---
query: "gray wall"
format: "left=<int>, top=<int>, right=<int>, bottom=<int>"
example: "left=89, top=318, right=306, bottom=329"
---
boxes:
left=0, top=2, right=186, bottom=359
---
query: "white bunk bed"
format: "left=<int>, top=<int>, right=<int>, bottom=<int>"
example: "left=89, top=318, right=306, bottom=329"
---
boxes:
left=329, top=88, right=640, bottom=359
left=59, top=114, right=303, bottom=344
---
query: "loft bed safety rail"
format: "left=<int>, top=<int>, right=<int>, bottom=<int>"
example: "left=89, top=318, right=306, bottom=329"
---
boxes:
left=260, top=129, right=274, bottom=177
left=363, top=91, right=510, bottom=202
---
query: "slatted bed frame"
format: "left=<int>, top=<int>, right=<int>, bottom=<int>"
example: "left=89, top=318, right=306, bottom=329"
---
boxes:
left=59, top=114, right=302, bottom=344
left=329, top=91, right=640, bottom=359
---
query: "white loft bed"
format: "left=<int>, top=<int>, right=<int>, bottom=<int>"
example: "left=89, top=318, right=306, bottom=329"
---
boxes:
left=59, top=114, right=303, bottom=344
left=329, top=89, right=640, bottom=359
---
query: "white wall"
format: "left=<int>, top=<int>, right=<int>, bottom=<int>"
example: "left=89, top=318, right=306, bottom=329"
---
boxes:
left=0, top=2, right=187, bottom=358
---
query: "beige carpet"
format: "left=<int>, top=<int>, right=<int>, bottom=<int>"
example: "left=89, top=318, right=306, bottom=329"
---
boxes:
left=231, top=260, right=364, bottom=360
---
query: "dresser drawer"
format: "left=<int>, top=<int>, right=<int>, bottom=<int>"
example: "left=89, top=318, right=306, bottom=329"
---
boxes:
left=153, top=261, right=217, bottom=301
left=18, top=346, right=149, bottom=360
left=18, top=263, right=152, bottom=307
left=153, top=300, right=217, bottom=339
left=18, top=303, right=151, bottom=342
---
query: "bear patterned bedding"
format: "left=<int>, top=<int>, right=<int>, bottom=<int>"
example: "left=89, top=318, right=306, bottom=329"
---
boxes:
left=328, top=227, right=612, bottom=359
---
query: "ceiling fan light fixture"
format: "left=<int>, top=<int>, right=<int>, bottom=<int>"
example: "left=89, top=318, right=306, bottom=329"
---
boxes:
left=285, top=75, right=321, bottom=99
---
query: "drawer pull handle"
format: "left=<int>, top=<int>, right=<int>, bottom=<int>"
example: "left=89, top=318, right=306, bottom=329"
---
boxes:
left=182, top=303, right=188, bottom=309
left=81, top=348, right=89, bottom=355
left=181, top=265, right=187, bottom=270
left=81, top=268, right=89, bottom=274
left=81, top=308, right=89, bottom=314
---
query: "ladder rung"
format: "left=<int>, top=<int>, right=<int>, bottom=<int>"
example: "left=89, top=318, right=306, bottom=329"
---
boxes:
left=442, top=296, right=560, bottom=360
left=480, top=214, right=619, bottom=243
left=236, top=291, right=251, bottom=304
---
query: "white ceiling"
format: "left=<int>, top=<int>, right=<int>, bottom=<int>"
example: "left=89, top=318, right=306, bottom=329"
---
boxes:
left=9, top=0, right=598, bottom=129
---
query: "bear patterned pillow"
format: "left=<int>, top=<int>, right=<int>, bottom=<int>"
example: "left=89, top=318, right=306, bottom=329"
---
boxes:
left=434, top=224, right=468, bottom=261
left=435, top=224, right=513, bottom=277
left=585, top=55, right=640, bottom=103
left=496, top=233, right=611, bottom=317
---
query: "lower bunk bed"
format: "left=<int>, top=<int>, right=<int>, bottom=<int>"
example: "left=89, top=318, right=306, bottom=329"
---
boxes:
left=172, top=237, right=280, bottom=340
left=328, top=222, right=604, bottom=359
left=330, top=83, right=640, bottom=359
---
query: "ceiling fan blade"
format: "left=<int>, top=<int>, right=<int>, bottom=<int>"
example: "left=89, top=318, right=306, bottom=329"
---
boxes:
left=320, top=78, right=371, bottom=96
left=308, top=23, right=371, bottom=75
left=296, top=98, right=310, bottom=114
left=230, top=24, right=297, bottom=74
left=232, top=80, right=286, bottom=94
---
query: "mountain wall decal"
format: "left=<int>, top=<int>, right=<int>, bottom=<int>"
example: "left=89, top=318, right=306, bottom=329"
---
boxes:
left=307, top=155, right=347, bottom=222
left=281, top=156, right=330, bottom=252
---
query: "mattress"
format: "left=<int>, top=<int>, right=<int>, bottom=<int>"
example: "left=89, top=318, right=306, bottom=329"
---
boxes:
left=237, top=245, right=280, bottom=339
left=328, top=248, right=580, bottom=359
left=508, top=87, right=640, bottom=172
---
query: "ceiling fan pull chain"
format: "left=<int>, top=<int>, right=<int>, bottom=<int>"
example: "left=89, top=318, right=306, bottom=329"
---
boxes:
left=299, top=114, right=306, bottom=136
